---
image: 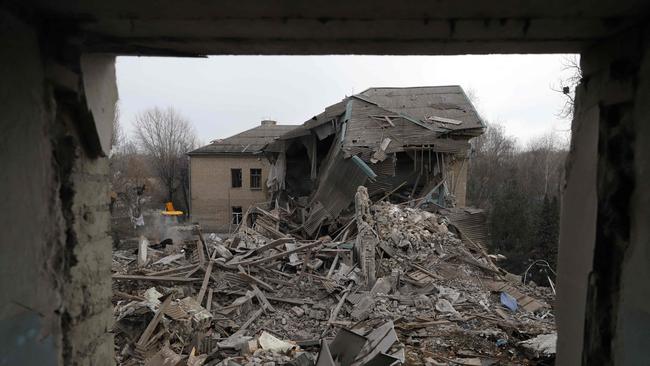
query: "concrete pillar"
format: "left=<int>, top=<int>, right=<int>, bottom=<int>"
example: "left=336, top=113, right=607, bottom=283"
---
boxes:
left=557, top=24, right=650, bottom=365
left=0, top=9, right=116, bottom=365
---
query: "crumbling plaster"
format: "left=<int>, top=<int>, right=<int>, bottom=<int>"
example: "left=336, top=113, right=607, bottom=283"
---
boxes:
left=0, top=9, right=116, bottom=365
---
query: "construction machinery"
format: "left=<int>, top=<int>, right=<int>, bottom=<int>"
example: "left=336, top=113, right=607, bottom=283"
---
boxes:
left=161, top=201, right=183, bottom=225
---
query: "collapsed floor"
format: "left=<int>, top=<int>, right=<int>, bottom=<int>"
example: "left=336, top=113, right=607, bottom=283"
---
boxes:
left=112, top=187, right=556, bottom=366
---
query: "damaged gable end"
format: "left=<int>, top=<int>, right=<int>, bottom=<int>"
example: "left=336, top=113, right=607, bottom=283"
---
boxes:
left=262, top=86, right=486, bottom=238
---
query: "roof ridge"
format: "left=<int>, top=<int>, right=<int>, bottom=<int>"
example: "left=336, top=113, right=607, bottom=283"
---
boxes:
left=359, top=85, right=462, bottom=93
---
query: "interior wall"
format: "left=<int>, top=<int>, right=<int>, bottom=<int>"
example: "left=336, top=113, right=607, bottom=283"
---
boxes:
left=0, top=9, right=62, bottom=364
left=622, top=26, right=650, bottom=365
left=0, top=9, right=116, bottom=366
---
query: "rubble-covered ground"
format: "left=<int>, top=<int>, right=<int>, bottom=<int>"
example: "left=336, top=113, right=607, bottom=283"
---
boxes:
left=112, top=191, right=556, bottom=366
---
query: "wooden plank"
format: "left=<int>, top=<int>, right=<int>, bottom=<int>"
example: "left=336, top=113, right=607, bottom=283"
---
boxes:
left=196, top=261, right=214, bottom=305
left=326, top=253, right=340, bottom=279
left=409, top=263, right=443, bottom=280
left=195, top=233, right=206, bottom=266
left=426, top=115, right=462, bottom=125
left=146, top=264, right=197, bottom=277
left=251, top=237, right=295, bottom=256
left=238, top=271, right=275, bottom=292
left=231, top=240, right=324, bottom=266
left=184, top=266, right=202, bottom=278
left=251, top=284, right=276, bottom=312
left=136, top=295, right=172, bottom=348
left=206, top=289, right=213, bottom=312
left=328, top=283, right=352, bottom=325
left=215, top=290, right=308, bottom=305
left=112, top=274, right=202, bottom=282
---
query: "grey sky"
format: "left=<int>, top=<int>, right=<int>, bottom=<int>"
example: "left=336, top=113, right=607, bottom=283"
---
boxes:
left=116, top=54, right=576, bottom=147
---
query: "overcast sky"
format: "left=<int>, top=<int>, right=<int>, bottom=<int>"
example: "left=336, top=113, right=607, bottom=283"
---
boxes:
left=116, top=54, right=577, bottom=147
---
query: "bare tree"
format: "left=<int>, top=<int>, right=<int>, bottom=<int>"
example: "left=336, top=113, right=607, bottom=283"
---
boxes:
left=133, top=107, right=197, bottom=206
left=526, top=132, right=566, bottom=196
left=468, top=122, right=518, bottom=208
left=467, top=123, right=567, bottom=279
left=110, top=140, right=150, bottom=219
left=552, top=55, right=582, bottom=120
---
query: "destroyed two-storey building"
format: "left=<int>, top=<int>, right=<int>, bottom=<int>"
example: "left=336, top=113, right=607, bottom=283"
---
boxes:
left=261, top=86, right=485, bottom=237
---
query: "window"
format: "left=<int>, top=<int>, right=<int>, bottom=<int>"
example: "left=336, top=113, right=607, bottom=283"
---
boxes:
left=231, top=168, right=242, bottom=188
left=231, top=206, right=242, bottom=224
left=250, top=168, right=262, bottom=189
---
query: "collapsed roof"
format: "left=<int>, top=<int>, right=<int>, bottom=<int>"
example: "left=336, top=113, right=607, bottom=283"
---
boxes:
left=263, top=86, right=485, bottom=237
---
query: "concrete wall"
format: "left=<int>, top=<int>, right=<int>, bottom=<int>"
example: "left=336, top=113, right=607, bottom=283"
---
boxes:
left=190, top=155, right=271, bottom=232
left=0, top=9, right=114, bottom=366
left=556, top=24, right=650, bottom=365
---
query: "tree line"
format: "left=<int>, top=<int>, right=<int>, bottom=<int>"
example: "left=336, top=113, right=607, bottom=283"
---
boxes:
left=110, top=106, right=198, bottom=221
left=467, top=123, right=567, bottom=286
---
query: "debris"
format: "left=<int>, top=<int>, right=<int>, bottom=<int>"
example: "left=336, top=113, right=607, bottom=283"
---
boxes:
left=144, top=346, right=183, bottom=366
left=435, top=298, right=460, bottom=316
left=153, top=253, right=185, bottom=266
left=112, top=197, right=555, bottom=365
left=500, top=292, right=518, bottom=312
left=138, top=236, right=149, bottom=266
left=135, top=294, right=172, bottom=356
left=258, top=331, right=296, bottom=352
left=518, top=333, right=557, bottom=359
left=291, top=307, right=305, bottom=317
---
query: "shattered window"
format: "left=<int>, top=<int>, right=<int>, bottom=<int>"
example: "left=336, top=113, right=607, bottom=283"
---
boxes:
left=231, top=168, right=242, bottom=188
left=250, top=168, right=262, bottom=189
left=231, top=206, right=242, bottom=224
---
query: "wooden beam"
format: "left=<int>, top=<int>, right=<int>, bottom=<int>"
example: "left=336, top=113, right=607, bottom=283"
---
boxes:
left=112, top=274, right=202, bottom=282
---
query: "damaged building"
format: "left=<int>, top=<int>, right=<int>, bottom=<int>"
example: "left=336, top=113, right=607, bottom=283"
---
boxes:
left=264, top=86, right=484, bottom=237
left=3, top=1, right=650, bottom=365
left=189, top=120, right=296, bottom=232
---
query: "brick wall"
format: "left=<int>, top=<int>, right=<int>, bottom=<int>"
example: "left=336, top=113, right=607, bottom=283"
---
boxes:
left=190, top=155, right=271, bottom=232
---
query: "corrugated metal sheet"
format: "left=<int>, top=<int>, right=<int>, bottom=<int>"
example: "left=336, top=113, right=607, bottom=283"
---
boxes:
left=312, top=155, right=368, bottom=219
left=440, top=207, right=489, bottom=249
left=303, top=201, right=329, bottom=235
left=371, top=158, right=396, bottom=176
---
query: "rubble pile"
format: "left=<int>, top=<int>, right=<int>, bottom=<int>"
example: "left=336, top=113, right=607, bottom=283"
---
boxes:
left=112, top=187, right=556, bottom=366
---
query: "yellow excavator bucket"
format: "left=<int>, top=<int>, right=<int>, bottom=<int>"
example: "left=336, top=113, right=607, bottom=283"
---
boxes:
left=161, top=201, right=183, bottom=216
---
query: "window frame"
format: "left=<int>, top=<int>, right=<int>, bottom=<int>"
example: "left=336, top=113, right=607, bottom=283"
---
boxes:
left=231, top=168, right=242, bottom=188
left=250, top=168, right=262, bottom=190
left=231, top=206, right=243, bottom=225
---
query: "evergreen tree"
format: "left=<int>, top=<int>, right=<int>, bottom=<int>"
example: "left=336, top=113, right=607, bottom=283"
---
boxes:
left=488, top=170, right=533, bottom=274
left=528, top=194, right=560, bottom=284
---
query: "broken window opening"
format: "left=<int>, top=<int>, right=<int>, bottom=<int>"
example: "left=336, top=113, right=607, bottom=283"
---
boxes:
left=250, top=168, right=262, bottom=189
left=284, top=141, right=313, bottom=196
left=231, top=168, right=242, bottom=188
left=231, top=206, right=243, bottom=224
